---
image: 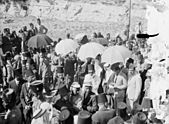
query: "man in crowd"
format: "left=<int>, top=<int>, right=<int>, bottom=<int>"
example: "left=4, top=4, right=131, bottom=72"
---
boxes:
left=81, top=81, right=98, bottom=113
left=39, top=48, right=52, bottom=93
left=69, top=81, right=82, bottom=114
left=2, top=88, right=22, bottom=124
left=83, top=64, right=101, bottom=95
left=112, top=63, right=127, bottom=110
left=20, top=76, right=35, bottom=124
left=126, top=63, right=142, bottom=113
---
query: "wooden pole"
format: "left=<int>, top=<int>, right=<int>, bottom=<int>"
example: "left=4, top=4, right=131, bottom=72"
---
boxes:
left=128, top=0, right=132, bottom=41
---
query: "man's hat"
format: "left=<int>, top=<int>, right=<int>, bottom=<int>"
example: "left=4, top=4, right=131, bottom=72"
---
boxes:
left=59, top=109, right=71, bottom=121
left=97, top=93, right=107, bottom=104
left=107, top=116, right=124, bottom=124
left=133, top=112, right=147, bottom=124
left=71, top=82, right=81, bottom=88
left=59, top=108, right=74, bottom=124
left=77, top=110, right=91, bottom=124
left=88, top=64, right=94, bottom=73
left=57, top=66, right=64, bottom=73
left=58, top=84, right=69, bottom=97
left=30, top=80, right=43, bottom=93
left=117, top=102, right=127, bottom=120
left=141, top=97, right=153, bottom=110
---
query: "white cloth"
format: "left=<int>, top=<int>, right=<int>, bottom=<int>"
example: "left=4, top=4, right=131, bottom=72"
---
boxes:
left=102, top=69, right=114, bottom=86
left=83, top=74, right=100, bottom=94
left=126, top=74, right=142, bottom=101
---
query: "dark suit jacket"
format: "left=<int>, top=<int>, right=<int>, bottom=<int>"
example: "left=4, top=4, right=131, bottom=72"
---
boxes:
left=8, top=79, right=25, bottom=106
left=92, top=108, right=116, bottom=124
left=81, top=91, right=98, bottom=113
left=20, top=83, right=33, bottom=108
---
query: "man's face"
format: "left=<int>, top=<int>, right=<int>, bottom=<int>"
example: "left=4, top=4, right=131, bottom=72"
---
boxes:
left=58, top=73, right=63, bottom=78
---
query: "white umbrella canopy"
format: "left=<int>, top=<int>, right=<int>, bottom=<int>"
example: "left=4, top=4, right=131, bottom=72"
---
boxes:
left=55, top=39, right=79, bottom=56
left=113, top=45, right=132, bottom=61
left=101, top=45, right=132, bottom=65
left=77, top=42, right=105, bottom=61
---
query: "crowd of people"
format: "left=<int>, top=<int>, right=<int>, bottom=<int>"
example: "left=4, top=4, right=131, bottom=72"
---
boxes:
left=0, top=18, right=168, bottom=124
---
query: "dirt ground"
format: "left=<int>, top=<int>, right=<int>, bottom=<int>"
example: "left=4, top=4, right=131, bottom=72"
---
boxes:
left=0, top=0, right=165, bottom=40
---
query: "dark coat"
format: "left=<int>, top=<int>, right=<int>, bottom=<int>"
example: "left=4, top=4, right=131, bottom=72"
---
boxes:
left=8, top=79, right=25, bottom=106
left=81, top=91, right=98, bottom=113
left=92, top=108, right=116, bottom=124
left=20, top=83, right=33, bottom=108
left=2, top=36, right=12, bottom=53
left=64, top=57, right=76, bottom=79
left=20, top=83, right=33, bottom=124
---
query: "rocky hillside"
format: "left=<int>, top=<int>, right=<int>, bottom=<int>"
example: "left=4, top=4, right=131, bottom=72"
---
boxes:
left=0, top=0, right=167, bottom=40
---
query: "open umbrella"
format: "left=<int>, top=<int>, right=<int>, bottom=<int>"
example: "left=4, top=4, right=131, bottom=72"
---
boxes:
left=55, top=39, right=79, bottom=56
left=101, top=45, right=132, bottom=65
left=113, top=45, right=132, bottom=60
left=91, top=38, right=109, bottom=46
left=77, top=42, right=105, bottom=61
left=27, top=34, right=53, bottom=48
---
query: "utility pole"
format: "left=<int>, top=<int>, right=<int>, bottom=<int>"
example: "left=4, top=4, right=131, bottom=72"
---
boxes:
left=127, top=0, right=132, bottom=41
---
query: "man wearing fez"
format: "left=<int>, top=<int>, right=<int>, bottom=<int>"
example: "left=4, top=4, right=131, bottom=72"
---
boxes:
left=92, top=93, right=116, bottom=124
left=81, top=81, right=98, bottom=114
left=59, top=107, right=74, bottom=124
left=53, top=84, right=76, bottom=115
left=39, top=48, right=52, bottom=93
left=2, top=88, right=22, bottom=124
left=83, top=64, right=101, bottom=95
left=69, top=81, right=82, bottom=114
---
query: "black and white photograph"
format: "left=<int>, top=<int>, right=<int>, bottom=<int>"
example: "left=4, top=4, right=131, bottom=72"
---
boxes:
left=0, top=0, right=169, bottom=124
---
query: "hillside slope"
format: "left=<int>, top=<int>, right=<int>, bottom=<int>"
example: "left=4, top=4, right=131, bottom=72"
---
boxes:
left=0, top=0, right=167, bottom=40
